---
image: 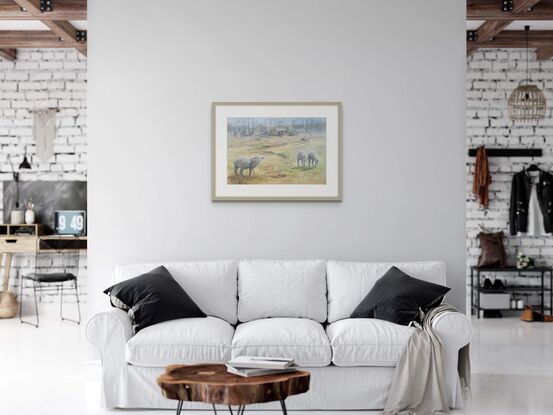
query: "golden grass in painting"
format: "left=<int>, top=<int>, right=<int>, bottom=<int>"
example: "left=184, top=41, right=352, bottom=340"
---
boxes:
left=227, top=136, right=326, bottom=185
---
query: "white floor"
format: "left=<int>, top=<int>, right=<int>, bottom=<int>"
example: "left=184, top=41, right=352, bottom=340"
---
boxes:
left=1, top=305, right=553, bottom=415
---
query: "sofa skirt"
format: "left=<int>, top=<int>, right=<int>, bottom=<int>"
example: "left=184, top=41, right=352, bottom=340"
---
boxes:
left=112, top=365, right=395, bottom=410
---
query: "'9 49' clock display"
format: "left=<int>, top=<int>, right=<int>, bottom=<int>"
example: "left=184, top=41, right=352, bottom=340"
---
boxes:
left=54, top=210, right=86, bottom=236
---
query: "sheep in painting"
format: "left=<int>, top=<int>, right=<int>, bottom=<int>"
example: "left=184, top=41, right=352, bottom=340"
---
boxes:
left=308, top=152, right=319, bottom=168
left=297, top=151, right=307, bottom=167
left=234, top=156, right=264, bottom=177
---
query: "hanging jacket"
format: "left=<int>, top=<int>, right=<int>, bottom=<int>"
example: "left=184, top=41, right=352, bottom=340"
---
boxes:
left=510, top=169, right=553, bottom=235
left=472, top=146, right=491, bottom=208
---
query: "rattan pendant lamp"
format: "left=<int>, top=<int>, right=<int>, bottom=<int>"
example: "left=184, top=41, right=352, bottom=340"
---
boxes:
left=508, top=26, right=547, bottom=122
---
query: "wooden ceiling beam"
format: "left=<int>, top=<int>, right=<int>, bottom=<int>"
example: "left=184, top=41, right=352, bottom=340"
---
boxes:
left=42, top=19, right=77, bottom=42
left=474, top=30, right=553, bottom=48
left=0, top=30, right=76, bottom=48
left=513, top=0, right=545, bottom=14
left=468, top=0, right=553, bottom=20
left=468, top=0, right=543, bottom=55
left=0, top=48, right=16, bottom=60
left=474, top=0, right=543, bottom=43
left=42, top=19, right=87, bottom=56
left=537, top=47, right=553, bottom=60
left=12, top=0, right=86, bottom=57
left=0, top=0, right=86, bottom=20
left=475, top=20, right=513, bottom=43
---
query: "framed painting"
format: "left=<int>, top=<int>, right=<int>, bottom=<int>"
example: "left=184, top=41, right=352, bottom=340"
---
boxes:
left=212, top=102, right=342, bottom=201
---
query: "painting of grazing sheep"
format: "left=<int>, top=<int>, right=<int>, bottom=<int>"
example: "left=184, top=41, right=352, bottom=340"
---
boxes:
left=227, top=117, right=327, bottom=185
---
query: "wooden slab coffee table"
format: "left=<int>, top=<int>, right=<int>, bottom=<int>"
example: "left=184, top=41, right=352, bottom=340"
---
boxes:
left=157, top=364, right=310, bottom=415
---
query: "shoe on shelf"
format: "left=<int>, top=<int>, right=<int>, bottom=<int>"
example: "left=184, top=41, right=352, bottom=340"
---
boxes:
left=482, top=278, right=493, bottom=289
left=492, top=279, right=506, bottom=290
left=531, top=309, right=553, bottom=322
left=483, top=310, right=503, bottom=318
left=520, top=305, right=534, bottom=322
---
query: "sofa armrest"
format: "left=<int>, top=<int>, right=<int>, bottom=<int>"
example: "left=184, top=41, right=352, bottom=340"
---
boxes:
left=85, top=308, right=133, bottom=407
left=431, top=311, right=472, bottom=409
left=86, top=308, right=133, bottom=348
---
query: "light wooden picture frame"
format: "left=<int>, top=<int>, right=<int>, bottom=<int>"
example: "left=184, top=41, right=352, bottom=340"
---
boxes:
left=212, top=102, right=342, bottom=201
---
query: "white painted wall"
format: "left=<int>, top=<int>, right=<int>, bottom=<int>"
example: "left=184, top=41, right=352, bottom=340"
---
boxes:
left=88, top=0, right=466, bottom=319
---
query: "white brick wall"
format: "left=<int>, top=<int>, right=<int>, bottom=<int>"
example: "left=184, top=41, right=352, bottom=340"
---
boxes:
left=0, top=49, right=87, bottom=302
left=467, top=49, right=553, bottom=311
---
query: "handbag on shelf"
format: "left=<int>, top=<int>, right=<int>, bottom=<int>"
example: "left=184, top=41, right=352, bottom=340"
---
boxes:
left=477, top=231, right=507, bottom=268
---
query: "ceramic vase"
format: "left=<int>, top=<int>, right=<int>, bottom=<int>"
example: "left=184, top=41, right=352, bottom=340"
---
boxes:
left=25, top=209, right=35, bottom=225
left=10, top=209, right=24, bottom=225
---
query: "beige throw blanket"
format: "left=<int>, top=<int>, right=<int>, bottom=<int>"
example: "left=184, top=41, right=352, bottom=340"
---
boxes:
left=383, top=304, right=471, bottom=415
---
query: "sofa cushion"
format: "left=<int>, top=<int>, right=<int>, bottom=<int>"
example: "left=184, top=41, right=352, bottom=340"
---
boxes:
left=114, top=260, right=238, bottom=324
left=326, top=261, right=446, bottom=323
left=104, top=266, right=206, bottom=333
left=232, top=318, right=331, bottom=367
left=237, top=260, right=327, bottom=322
left=125, top=317, right=233, bottom=367
left=326, top=318, right=414, bottom=367
left=350, top=266, right=450, bottom=325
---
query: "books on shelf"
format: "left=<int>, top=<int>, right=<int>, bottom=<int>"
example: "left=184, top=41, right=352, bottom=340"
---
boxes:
left=226, top=356, right=296, bottom=377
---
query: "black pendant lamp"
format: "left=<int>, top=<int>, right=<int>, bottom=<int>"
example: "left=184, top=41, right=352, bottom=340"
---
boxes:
left=18, top=155, right=31, bottom=171
left=11, top=154, right=32, bottom=209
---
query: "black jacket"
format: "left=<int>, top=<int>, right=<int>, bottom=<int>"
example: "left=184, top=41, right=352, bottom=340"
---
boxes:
left=510, top=170, right=553, bottom=235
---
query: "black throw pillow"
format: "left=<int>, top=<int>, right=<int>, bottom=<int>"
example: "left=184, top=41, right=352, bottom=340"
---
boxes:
left=350, top=266, right=450, bottom=325
left=103, top=265, right=206, bottom=333
left=373, top=297, right=422, bottom=326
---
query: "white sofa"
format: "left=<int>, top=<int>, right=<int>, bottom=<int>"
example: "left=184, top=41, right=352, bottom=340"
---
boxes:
left=86, top=260, right=472, bottom=410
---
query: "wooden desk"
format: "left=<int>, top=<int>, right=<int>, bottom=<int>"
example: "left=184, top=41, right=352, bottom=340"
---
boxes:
left=0, top=224, right=87, bottom=294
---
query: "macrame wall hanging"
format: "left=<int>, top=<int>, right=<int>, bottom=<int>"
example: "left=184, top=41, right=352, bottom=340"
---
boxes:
left=33, top=109, right=57, bottom=162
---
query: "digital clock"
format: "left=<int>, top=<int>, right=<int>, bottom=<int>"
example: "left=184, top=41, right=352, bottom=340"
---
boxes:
left=54, top=210, right=86, bottom=236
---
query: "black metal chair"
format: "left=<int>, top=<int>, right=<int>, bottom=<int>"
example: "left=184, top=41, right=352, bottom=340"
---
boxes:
left=19, top=237, right=81, bottom=328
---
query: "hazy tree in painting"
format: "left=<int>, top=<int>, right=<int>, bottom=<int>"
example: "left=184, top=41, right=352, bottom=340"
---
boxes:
left=227, top=117, right=326, bottom=185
